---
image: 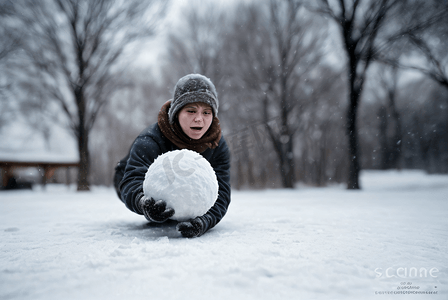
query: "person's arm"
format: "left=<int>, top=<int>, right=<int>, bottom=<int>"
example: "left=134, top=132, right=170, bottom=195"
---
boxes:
left=177, top=137, right=231, bottom=237
left=119, top=134, right=162, bottom=215
left=206, top=136, right=231, bottom=227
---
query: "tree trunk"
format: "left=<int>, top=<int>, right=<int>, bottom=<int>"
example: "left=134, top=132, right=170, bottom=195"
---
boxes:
left=77, top=128, right=90, bottom=191
left=346, top=60, right=361, bottom=189
left=378, top=105, right=389, bottom=169
left=278, top=105, right=295, bottom=188
left=75, top=86, right=90, bottom=191
left=279, top=79, right=295, bottom=188
left=279, top=138, right=295, bottom=188
left=263, top=93, right=296, bottom=189
left=346, top=104, right=361, bottom=189
left=389, top=92, right=402, bottom=169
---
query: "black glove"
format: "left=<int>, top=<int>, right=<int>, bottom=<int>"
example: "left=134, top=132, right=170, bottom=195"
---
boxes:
left=139, top=196, right=175, bottom=223
left=177, top=215, right=210, bottom=238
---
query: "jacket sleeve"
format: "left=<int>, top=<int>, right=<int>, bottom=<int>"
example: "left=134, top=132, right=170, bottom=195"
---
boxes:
left=203, top=137, right=231, bottom=230
left=119, top=134, right=163, bottom=215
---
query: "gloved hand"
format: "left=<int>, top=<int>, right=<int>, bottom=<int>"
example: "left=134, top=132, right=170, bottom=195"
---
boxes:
left=177, top=216, right=210, bottom=238
left=139, top=196, right=175, bottom=223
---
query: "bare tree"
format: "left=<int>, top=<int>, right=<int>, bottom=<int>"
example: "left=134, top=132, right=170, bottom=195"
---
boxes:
left=0, top=1, right=21, bottom=130
left=375, top=1, right=448, bottom=173
left=161, top=1, right=230, bottom=96
left=4, top=0, right=167, bottom=190
left=228, top=0, right=326, bottom=188
left=308, top=0, right=415, bottom=189
left=0, top=0, right=19, bottom=62
left=394, top=1, right=448, bottom=89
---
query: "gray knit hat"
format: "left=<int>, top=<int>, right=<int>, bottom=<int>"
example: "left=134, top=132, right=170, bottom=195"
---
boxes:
left=168, top=74, right=219, bottom=124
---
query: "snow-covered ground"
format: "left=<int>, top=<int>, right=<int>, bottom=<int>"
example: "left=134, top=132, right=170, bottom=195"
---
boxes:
left=1, top=170, right=447, bottom=300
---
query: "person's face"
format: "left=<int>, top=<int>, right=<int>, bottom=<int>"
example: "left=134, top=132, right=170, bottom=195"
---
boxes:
left=178, top=102, right=213, bottom=139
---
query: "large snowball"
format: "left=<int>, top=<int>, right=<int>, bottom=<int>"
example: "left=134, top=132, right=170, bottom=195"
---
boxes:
left=143, top=149, right=219, bottom=221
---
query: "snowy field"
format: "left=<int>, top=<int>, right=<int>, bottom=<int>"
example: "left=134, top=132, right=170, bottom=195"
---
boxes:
left=1, top=170, right=447, bottom=300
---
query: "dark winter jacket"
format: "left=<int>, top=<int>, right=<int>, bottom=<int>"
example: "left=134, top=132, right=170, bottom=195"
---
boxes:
left=115, top=123, right=231, bottom=230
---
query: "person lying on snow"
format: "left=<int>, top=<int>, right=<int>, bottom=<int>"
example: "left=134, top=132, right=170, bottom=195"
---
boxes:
left=114, top=74, right=231, bottom=238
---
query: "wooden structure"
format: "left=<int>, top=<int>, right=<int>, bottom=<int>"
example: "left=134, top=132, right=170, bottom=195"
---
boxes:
left=0, top=160, right=80, bottom=188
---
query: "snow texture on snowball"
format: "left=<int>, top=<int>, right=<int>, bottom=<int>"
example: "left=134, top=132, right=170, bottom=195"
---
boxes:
left=143, top=149, right=218, bottom=221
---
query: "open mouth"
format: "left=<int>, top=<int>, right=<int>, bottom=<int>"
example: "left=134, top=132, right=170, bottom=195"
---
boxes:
left=191, top=127, right=203, bottom=131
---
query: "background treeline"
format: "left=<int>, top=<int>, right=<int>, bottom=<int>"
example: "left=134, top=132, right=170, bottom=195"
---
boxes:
left=1, top=0, right=447, bottom=190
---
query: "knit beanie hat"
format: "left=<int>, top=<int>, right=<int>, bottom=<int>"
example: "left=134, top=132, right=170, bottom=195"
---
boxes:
left=168, top=74, right=219, bottom=124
